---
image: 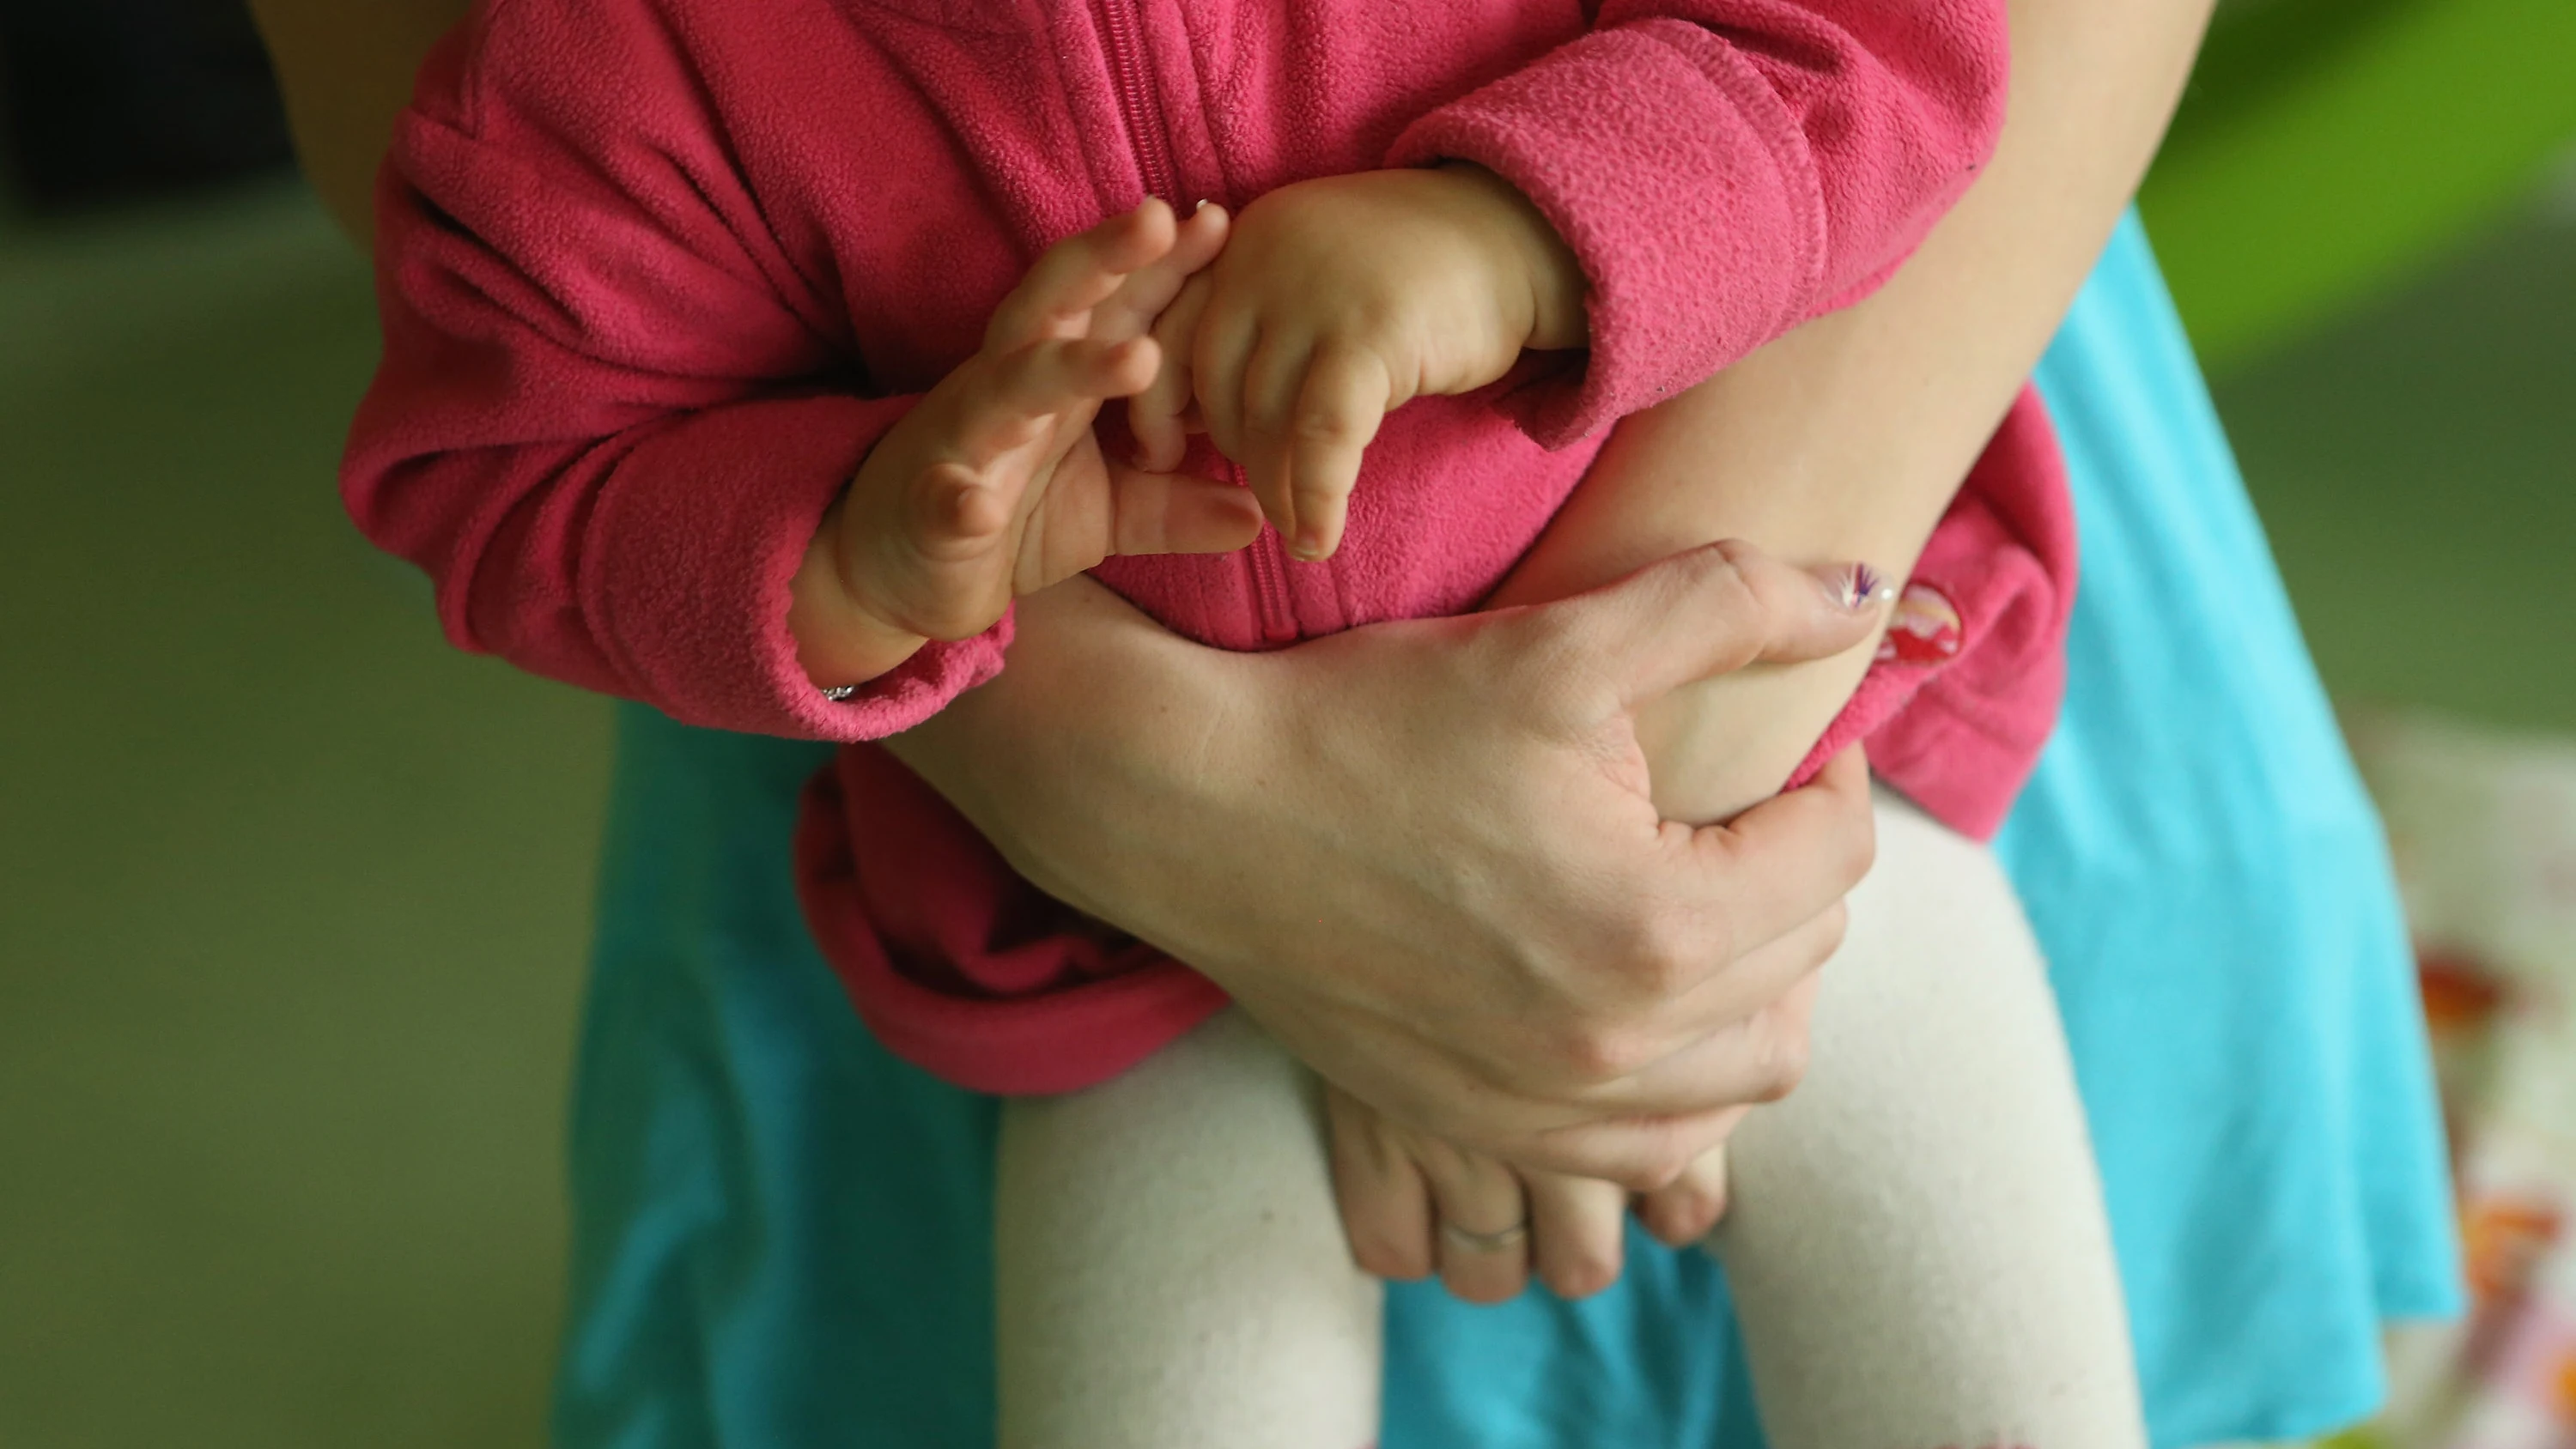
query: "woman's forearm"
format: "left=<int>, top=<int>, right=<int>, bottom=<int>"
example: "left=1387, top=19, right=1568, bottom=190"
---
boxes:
left=1489, top=0, right=2215, bottom=824
left=247, top=0, right=476, bottom=245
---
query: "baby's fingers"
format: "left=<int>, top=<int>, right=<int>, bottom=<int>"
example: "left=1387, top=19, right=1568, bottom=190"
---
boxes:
left=983, top=198, right=1177, bottom=350
left=1281, top=343, right=1391, bottom=561
left=952, top=334, right=1158, bottom=464
left=1101, top=461, right=1264, bottom=558
left=1233, top=330, right=1312, bottom=542
left=1190, top=292, right=1261, bottom=479
left=1096, top=201, right=1229, bottom=344
left=860, top=458, right=1016, bottom=641
left=1128, top=271, right=1214, bottom=472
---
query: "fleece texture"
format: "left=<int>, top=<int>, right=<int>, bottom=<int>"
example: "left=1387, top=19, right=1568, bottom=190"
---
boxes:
left=344, top=0, right=2068, bottom=1095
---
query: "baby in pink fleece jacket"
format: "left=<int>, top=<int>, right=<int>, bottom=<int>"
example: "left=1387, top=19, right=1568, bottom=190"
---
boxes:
left=346, top=0, right=2144, bottom=1443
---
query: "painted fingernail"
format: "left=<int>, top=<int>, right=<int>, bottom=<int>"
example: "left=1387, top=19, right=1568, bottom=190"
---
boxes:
left=1823, top=562, right=1897, bottom=612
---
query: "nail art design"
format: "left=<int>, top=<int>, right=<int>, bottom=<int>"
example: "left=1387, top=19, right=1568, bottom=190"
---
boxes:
left=1832, top=562, right=1899, bottom=612
left=1850, top=562, right=1886, bottom=608
left=1877, top=581, right=1963, bottom=664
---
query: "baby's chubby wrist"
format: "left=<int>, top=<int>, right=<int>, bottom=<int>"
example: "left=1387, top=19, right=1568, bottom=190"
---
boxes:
left=1430, top=161, right=1588, bottom=352
left=787, top=485, right=933, bottom=691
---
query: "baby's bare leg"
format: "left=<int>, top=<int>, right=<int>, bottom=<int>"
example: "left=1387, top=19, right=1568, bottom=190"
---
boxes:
left=1710, top=791, right=2145, bottom=1449
left=996, top=1009, right=1381, bottom=1449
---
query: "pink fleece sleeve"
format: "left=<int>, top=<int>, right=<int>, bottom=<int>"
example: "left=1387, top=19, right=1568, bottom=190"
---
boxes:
left=1388, top=0, right=2008, bottom=446
left=339, top=16, right=1007, bottom=742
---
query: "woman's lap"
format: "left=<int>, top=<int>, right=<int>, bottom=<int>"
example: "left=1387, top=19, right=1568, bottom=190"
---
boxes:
left=551, top=213, right=2458, bottom=1449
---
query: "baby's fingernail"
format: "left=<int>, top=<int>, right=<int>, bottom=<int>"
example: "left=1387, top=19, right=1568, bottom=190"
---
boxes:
left=1820, top=562, right=1896, bottom=612
left=1291, top=528, right=1328, bottom=561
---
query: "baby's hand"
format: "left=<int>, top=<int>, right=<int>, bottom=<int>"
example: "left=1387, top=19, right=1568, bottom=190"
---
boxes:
left=1325, top=1084, right=1736, bottom=1304
left=791, top=199, right=1264, bottom=688
left=1129, top=167, right=1586, bottom=561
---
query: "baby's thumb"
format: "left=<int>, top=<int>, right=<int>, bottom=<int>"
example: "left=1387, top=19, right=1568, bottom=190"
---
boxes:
left=1103, top=463, right=1264, bottom=558
left=900, top=460, right=1018, bottom=564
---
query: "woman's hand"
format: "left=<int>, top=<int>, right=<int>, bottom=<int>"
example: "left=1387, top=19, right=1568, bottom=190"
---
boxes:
left=1327, top=1079, right=1747, bottom=1304
left=885, top=542, right=1887, bottom=1191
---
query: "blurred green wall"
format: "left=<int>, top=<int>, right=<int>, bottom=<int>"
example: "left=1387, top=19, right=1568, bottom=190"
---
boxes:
left=1, top=189, right=606, bottom=1448
left=2142, top=0, right=2576, bottom=370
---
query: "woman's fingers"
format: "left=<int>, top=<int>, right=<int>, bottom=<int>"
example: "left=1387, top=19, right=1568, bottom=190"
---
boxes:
left=1524, top=1168, right=1628, bottom=1300
left=1417, top=1137, right=1533, bottom=1305
left=1539, top=541, right=1892, bottom=714
left=1681, top=748, right=1876, bottom=974
left=1506, top=968, right=1821, bottom=1193
left=1328, top=1086, right=1636, bottom=1306
left=1326, top=1086, right=1436, bottom=1282
left=1577, top=947, right=1833, bottom=1120
left=1632, top=1128, right=1741, bottom=1248
left=1578, top=894, right=1850, bottom=1107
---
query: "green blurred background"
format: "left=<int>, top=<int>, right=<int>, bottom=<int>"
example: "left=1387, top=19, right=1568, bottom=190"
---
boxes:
left=0, top=2, right=2570, bottom=1444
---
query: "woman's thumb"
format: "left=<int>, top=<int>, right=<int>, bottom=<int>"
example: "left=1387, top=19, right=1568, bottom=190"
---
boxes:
left=1546, top=541, right=1895, bottom=711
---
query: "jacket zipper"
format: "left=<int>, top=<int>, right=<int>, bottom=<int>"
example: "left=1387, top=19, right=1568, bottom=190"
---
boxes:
left=1241, top=487, right=1301, bottom=644
left=1094, top=0, right=1177, bottom=204
left=1094, top=0, right=1300, bottom=645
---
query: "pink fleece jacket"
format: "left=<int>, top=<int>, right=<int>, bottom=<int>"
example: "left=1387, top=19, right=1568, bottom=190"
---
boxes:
left=345, top=0, right=2073, bottom=1096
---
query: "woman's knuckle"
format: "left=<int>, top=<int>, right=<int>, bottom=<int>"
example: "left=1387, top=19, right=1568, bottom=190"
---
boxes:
left=1291, top=403, right=1360, bottom=446
left=1686, top=541, right=1765, bottom=615
left=1627, top=909, right=1707, bottom=997
left=1634, top=1142, right=1696, bottom=1193
left=1670, top=1179, right=1727, bottom=1232
left=1558, top=1020, right=1651, bottom=1083
left=1812, top=900, right=1851, bottom=961
left=1835, top=809, right=1879, bottom=885
left=1754, top=1022, right=1813, bottom=1102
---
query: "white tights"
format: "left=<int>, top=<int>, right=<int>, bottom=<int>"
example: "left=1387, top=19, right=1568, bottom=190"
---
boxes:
left=994, top=792, right=2146, bottom=1448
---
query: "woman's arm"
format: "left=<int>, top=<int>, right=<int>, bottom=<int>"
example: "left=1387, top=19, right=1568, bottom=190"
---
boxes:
left=1492, top=0, right=2216, bottom=828
left=1315, top=0, right=2221, bottom=1297
left=245, top=0, right=473, bottom=245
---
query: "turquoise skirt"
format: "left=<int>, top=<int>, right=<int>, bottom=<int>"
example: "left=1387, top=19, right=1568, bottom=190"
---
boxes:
left=551, top=215, right=2461, bottom=1449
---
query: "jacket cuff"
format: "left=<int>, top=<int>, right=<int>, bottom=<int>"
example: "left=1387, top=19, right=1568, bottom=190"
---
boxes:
left=581, top=391, right=1011, bottom=741
left=1388, top=21, right=1821, bottom=447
